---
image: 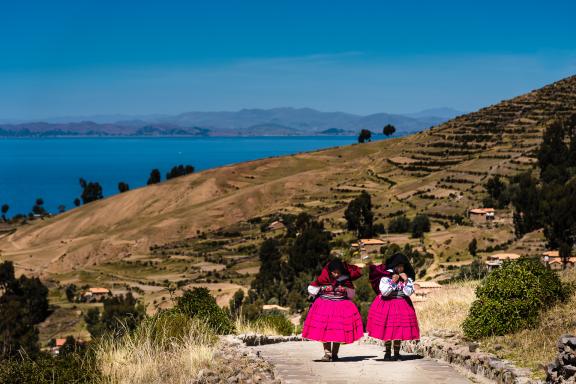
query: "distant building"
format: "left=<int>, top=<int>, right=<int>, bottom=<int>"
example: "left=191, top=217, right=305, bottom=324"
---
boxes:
left=351, top=238, right=386, bottom=259
left=542, top=250, right=576, bottom=270
left=469, top=208, right=495, bottom=224
left=82, top=287, right=111, bottom=301
left=267, top=220, right=286, bottom=232
left=50, top=338, right=67, bottom=355
left=485, top=253, right=521, bottom=271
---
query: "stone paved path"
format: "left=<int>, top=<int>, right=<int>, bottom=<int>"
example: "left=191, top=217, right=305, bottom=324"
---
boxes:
left=250, top=341, right=473, bottom=384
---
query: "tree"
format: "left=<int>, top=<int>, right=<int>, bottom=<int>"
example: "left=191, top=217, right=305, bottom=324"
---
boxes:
left=288, top=214, right=331, bottom=275
left=358, top=129, right=372, bottom=143
left=31, top=198, right=47, bottom=216
left=251, top=239, right=283, bottom=301
left=538, top=120, right=570, bottom=184
left=166, top=164, right=195, bottom=180
left=229, top=289, right=244, bottom=318
left=388, top=215, right=411, bottom=233
left=147, top=169, right=161, bottom=185
left=0, top=261, right=50, bottom=358
left=344, top=191, right=374, bottom=238
left=411, top=214, right=431, bottom=238
left=383, top=124, right=396, bottom=137
left=65, top=284, right=77, bottom=302
left=57, top=204, right=66, bottom=214
left=485, top=175, right=510, bottom=208
left=84, top=293, right=145, bottom=338
left=118, top=181, right=130, bottom=193
left=79, top=179, right=103, bottom=204
left=468, top=238, right=478, bottom=257
left=1, top=204, right=8, bottom=221
left=73, top=198, right=81, bottom=207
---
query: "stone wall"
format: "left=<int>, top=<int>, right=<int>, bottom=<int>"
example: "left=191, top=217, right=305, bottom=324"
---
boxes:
left=235, top=334, right=303, bottom=346
left=547, top=335, right=576, bottom=383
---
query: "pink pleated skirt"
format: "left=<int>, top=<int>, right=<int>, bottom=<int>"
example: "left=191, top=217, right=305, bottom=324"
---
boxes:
left=366, top=295, right=420, bottom=341
left=301, top=297, right=364, bottom=343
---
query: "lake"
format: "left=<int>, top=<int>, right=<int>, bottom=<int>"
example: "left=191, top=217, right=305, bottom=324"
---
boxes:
left=0, top=136, right=382, bottom=216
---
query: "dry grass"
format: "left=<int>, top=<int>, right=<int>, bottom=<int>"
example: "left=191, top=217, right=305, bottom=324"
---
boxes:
left=95, top=314, right=217, bottom=384
left=415, top=281, right=478, bottom=336
left=234, top=316, right=285, bottom=336
left=482, top=270, right=576, bottom=378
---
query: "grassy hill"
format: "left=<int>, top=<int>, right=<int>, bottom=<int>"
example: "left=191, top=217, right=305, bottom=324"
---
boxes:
left=2, top=75, right=576, bottom=320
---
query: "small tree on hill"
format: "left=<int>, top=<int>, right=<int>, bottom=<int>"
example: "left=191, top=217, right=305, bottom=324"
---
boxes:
left=85, top=293, right=145, bottom=338
left=73, top=198, right=81, bottom=207
left=147, top=169, right=161, bottom=185
left=79, top=178, right=103, bottom=204
left=1, top=204, right=9, bottom=221
left=468, top=238, right=478, bottom=257
left=358, top=129, right=372, bottom=143
left=411, top=214, right=431, bottom=238
left=31, top=198, right=47, bottom=216
left=166, top=165, right=195, bottom=180
left=0, top=261, right=50, bottom=359
left=118, top=182, right=130, bottom=193
left=288, top=214, right=331, bottom=275
left=383, top=124, right=396, bottom=137
left=388, top=215, right=411, bottom=233
left=344, top=191, right=374, bottom=238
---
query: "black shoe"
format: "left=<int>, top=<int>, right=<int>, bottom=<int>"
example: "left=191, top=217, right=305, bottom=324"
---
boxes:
left=383, top=352, right=392, bottom=361
left=392, top=353, right=402, bottom=361
left=332, top=354, right=339, bottom=361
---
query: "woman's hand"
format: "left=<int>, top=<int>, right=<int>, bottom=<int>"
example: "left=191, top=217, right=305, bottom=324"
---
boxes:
left=334, top=285, right=346, bottom=293
left=399, top=273, right=408, bottom=282
left=391, top=274, right=400, bottom=283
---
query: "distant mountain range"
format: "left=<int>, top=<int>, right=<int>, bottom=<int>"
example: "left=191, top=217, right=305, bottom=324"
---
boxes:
left=0, top=107, right=465, bottom=137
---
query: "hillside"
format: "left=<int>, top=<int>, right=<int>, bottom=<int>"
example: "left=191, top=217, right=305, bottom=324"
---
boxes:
left=2, top=75, right=576, bottom=311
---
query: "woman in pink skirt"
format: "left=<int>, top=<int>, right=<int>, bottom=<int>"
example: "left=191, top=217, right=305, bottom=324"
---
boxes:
left=302, top=259, right=364, bottom=361
left=366, top=252, right=420, bottom=360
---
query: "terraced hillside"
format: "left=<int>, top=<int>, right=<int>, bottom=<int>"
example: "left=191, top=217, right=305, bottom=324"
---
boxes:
left=1, top=75, right=576, bottom=314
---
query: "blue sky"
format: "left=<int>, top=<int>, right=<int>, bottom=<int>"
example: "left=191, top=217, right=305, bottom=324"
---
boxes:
left=1, top=0, right=575, bottom=119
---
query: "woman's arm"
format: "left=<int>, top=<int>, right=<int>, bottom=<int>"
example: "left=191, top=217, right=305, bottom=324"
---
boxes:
left=379, top=277, right=396, bottom=296
left=402, top=278, right=415, bottom=296
left=307, top=285, right=321, bottom=296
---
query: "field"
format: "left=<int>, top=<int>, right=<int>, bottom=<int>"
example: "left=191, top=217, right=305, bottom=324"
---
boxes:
left=2, top=75, right=576, bottom=344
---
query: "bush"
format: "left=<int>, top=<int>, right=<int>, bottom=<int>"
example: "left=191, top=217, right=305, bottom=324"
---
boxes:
left=175, top=287, right=234, bottom=334
left=462, top=259, right=569, bottom=339
left=254, top=313, right=294, bottom=336
left=388, top=215, right=411, bottom=233
left=0, top=352, right=99, bottom=384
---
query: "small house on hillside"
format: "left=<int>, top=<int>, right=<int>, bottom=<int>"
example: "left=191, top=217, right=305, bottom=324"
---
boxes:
left=82, top=287, right=111, bottom=302
left=485, top=253, right=521, bottom=271
left=469, top=208, right=495, bottom=224
left=351, top=238, right=386, bottom=258
left=267, top=220, right=286, bottom=232
left=542, top=250, right=576, bottom=270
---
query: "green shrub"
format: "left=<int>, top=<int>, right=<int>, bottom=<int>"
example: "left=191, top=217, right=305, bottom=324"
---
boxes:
left=255, top=313, right=294, bottom=336
left=140, top=310, right=217, bottom=348
left=175, top=287, right=234, bottom=334
left=0, top=352, right=100, bottom=384
left=462, top=259, right=569, bottom=339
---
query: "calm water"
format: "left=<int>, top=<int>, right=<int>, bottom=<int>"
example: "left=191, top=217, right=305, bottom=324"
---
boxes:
left=0, top=136, right=372, bottom=215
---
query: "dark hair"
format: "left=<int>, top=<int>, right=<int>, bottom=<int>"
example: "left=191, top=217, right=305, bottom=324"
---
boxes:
left=327, top=259, right=347, bottom=276
left=385, top=252, right=416, bottom=280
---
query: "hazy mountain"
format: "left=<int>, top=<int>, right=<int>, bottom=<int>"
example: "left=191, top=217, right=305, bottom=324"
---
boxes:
left=0, top=107, right=458, bottom=137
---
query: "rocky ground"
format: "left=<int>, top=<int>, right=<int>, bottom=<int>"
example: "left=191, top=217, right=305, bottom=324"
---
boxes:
left=193, top=337, right=279, bottom=384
